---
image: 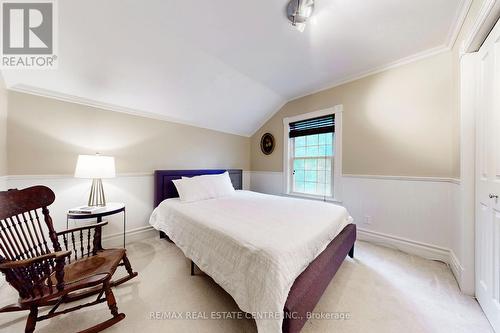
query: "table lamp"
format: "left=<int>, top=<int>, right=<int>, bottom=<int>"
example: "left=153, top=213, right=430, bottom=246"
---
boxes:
left=74, top=154, right=116, bottom=207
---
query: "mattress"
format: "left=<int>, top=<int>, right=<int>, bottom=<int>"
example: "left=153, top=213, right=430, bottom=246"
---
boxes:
left=149, top=190, right=352, bottom=333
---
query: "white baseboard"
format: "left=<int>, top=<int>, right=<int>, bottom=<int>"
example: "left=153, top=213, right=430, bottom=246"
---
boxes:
left=102, top=225, right=156, bottom=248
left=358, top=227, right=451, bottom=262
left=449, top=250, right=464, bottom=286
left=101, top=224, right=466, bottom=283
left=357, top=227, right=463, bottom=286
left=100, top=223, right=466, bottom=287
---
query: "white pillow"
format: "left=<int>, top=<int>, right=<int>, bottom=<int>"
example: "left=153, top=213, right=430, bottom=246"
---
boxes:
left=173, top=172, right=235, bottom=202
left=172, top=178, right=209, bottom=202
left=206, top=172, right=235, bottom=196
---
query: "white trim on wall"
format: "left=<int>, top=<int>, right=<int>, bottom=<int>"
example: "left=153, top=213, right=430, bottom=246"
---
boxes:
left=452, top=0, right=500, bottom=296
left=456, top=53, right=479, bottom=295
left=250, top=171, right=462, bottom=189
left=4, top=0, right=473, bottom=140
left=5, top=173, right=157, bottom=238
left=342, top=174, right=461, bottom=184
left=358, top=228, right=464, bottom=284
left=450, top=250, right=465, bottom=287
left=3, top=172, right=251, bottom=247
left=102, top=226, right=156, bottom=248
left=249, top=171, right=463, bottom=285
left=462, top=0, right=500, bottom=53
left=357, top=228, right=451, bottom=263
left=273, top=0, right=473, bottom=108
left=272, top=46, right=450, bottom=116
left=4, top=171, right=466, bottom=288
left=8, top=85, right=251, bottom=137
left=282, top=105, right=343, bottom=201
left=447, top=0, right=475, bottom=48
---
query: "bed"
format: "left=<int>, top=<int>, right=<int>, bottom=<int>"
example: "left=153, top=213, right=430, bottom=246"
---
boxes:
left=151, top=169, right=356, bottom=333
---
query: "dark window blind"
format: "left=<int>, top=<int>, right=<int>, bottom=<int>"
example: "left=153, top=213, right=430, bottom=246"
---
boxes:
left=289, top=114, right=335, bottom=138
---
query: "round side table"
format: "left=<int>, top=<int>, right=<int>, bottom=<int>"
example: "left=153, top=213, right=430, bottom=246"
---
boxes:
left=67, top=202, right=126, bottom=248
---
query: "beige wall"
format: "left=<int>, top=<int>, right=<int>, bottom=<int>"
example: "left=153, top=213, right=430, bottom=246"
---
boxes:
left=7, top=91, right=250, bottom=175
left=3, top=0, right=486, bottom=179
left=0, top=73, right=7, bottom=177
left=251, top=0, right=485, bottom=179
left=252, top=52, right=455, bottom=177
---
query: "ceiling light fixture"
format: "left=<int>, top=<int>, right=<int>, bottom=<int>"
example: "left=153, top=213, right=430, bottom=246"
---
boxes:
left=287, top=0, right=315, bottom=32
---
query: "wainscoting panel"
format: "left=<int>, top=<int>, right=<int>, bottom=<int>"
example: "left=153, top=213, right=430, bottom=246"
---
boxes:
left=250, top=171, right=460, bottom=269
left=5, top=174, right=156, bottom=240
left=4, top=172, right=252, bottom=244
left=341, top=175, right=456, bottom=250
left=249, top=171, right=283, bottom=195
left=4, top=172, right=462, bottom=284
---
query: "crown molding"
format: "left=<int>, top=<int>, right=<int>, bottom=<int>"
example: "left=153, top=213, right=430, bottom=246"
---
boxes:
left=286, top=44, right=451, bottom=106
left=446, top=0, right=473, bottom=49
left=250, top=100, right=289, bottom=137
left=288, top=0, right=471, bottom=103
left=250, top=44, right=450, bottom=137
left=8, top=84, right=252, bottom=138
left=5, top=0, right=472, bottom=140
left=462, top=0, right=500, bottom=53
left=250, top=1, right=472, bottom=137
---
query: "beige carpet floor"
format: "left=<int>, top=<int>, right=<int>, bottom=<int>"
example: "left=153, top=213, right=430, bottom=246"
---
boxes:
left=0, top=237, right=493, bottom=333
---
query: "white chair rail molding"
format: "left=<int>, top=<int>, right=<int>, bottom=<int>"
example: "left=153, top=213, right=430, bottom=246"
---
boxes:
left=1, top=0, right=499, bottom=332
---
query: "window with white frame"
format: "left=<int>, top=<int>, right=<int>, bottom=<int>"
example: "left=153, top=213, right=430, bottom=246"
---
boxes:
left=291, top=132, right=334, bottom=196
left=284, top=107, right=342, bottom=200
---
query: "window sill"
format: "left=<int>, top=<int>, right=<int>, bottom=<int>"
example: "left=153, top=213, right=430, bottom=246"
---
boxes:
left=284, top=192, right=343, bottom=204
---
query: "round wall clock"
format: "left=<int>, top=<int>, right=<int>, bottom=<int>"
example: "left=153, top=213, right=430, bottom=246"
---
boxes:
left=260, top=133, right=275, bottom=155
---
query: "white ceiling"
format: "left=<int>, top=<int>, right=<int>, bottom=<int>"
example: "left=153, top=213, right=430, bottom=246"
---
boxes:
left=2, top=0, right=469, bottom=136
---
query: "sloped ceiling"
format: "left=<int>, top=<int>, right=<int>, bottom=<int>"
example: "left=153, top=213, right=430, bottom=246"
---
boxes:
left=2, top=0, right=469, bottom=136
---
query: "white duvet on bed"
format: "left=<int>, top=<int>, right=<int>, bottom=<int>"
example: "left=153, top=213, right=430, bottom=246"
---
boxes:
left=149, top=190, right=352, bottom=333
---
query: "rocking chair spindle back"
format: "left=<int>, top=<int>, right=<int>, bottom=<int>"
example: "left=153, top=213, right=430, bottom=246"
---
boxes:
left=0, top=186, right=138, bottom=333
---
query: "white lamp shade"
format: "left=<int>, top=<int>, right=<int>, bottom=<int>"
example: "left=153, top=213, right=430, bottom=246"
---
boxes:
left=74, top=155, right=116, bottom=179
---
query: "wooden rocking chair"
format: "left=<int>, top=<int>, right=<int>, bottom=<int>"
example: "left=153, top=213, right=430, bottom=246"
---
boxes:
left=0, top=185, right=138, bottom=333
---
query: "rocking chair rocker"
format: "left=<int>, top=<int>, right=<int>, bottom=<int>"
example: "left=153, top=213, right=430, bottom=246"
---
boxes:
left=0, top=186, right=138, bottom=333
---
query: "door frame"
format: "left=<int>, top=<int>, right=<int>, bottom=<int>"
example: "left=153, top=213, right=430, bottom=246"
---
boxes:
left=459, top=0, right=500, bottom=295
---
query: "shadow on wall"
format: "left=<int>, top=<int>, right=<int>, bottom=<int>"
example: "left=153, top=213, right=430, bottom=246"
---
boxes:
left=359, top=71, right=452, bottom=175
left=6, top=118, right=157, bottom=237
left=8, top=109, right=248, bottom=175
left=255, top=57, right=454, bottom=177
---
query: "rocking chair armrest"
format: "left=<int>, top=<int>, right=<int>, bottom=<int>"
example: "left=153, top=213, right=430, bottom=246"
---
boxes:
left=56, top=221, right=108, bottom=236
left=0, top=250, right=72, bottom=269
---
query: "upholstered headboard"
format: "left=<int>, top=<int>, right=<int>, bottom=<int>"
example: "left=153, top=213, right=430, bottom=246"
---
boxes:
left=153, top=169, right=243, bottom=207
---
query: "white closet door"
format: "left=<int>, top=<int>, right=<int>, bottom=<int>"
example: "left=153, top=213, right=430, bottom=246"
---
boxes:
left=476, top=16, right=500, bottom=333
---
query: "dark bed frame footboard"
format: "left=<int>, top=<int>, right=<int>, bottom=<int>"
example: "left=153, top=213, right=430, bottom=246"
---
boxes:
left=154, top=169, right=357, bottom=333
left=283, top=224, right=356, bottom=333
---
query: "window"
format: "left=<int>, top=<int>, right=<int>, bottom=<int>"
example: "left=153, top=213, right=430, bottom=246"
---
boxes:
left=292, top=132, right=334, bottom=196
left=283, top=106, right=342, bottom=201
